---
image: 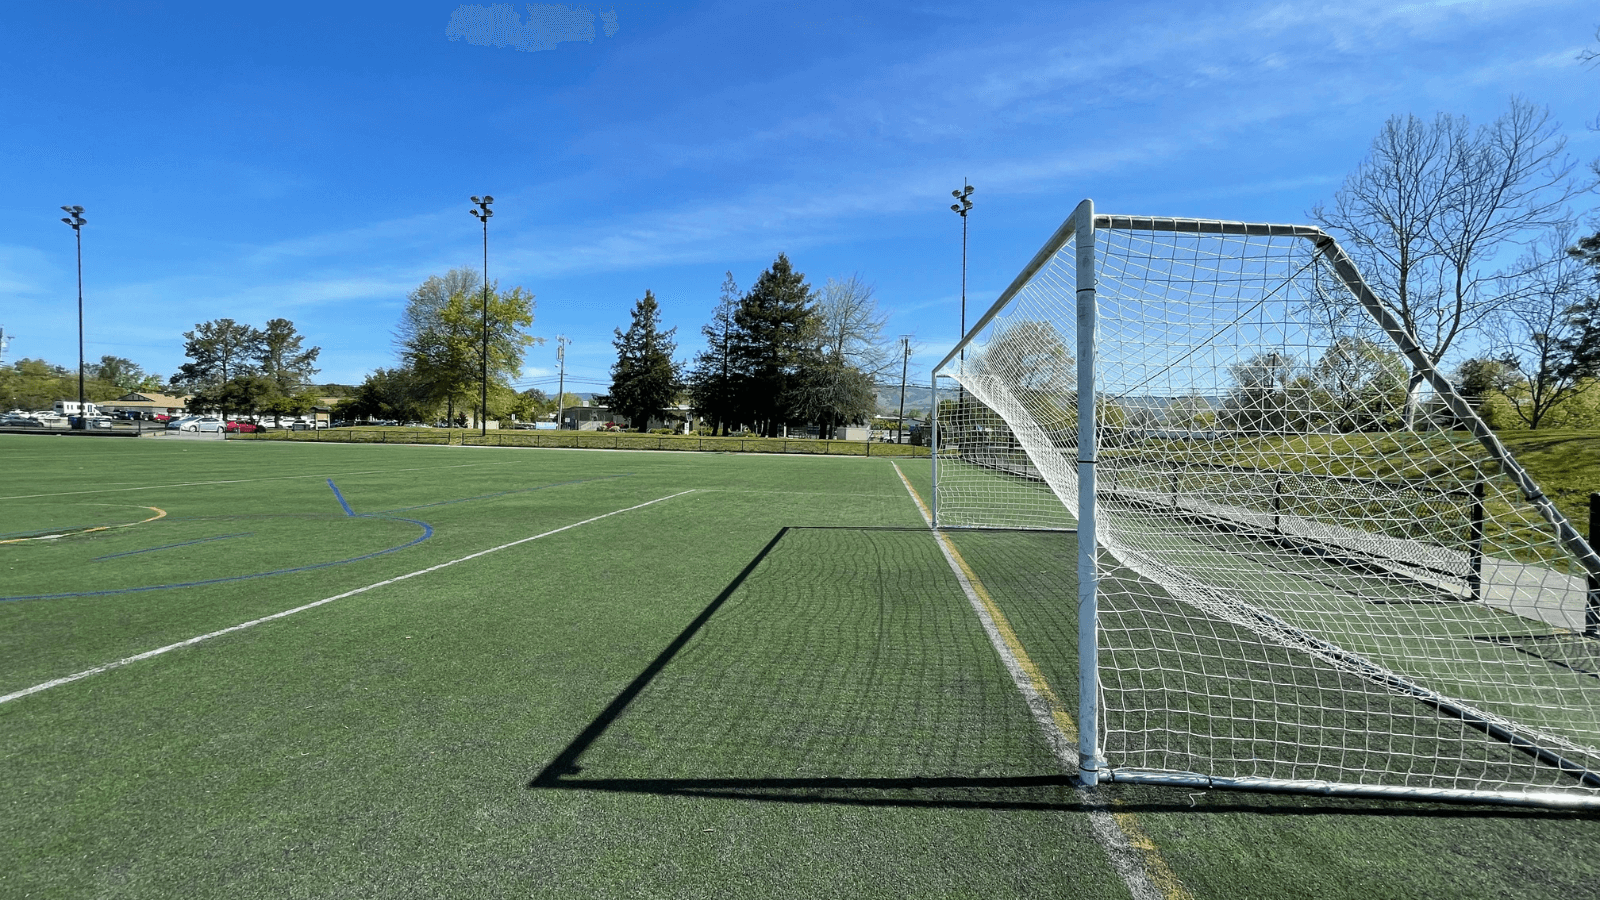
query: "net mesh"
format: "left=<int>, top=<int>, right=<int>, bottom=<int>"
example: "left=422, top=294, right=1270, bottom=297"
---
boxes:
left=934, top=215, right=1600, bottom=799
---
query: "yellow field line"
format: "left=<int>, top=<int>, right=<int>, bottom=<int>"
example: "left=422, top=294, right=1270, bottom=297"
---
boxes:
left=0, top=507, right=167, bottom=545
left=890, top=462, right=1193, bottom=900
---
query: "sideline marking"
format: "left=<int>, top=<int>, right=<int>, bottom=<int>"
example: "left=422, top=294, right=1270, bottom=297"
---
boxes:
left=0, top=490, right=694, bottom=706
left=889, top=462, right=1191, bottom=900
left=327, top=479, right=356, bottom=516
left=0, top=507, right=168, bottom=545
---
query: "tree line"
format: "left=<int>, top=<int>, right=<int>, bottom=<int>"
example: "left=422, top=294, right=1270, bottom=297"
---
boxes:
left=607, top=255, right=892, bottom=436
left=170, top=318, right=324, bottom=423
left=0, top=355, right=164, bottom=411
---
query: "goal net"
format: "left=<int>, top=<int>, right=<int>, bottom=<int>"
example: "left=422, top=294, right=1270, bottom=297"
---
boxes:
left=932, top=200, right=1600, bottom=807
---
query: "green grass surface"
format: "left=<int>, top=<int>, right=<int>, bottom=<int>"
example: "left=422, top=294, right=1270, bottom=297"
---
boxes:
left=2, top=434, right=1598, bottom=899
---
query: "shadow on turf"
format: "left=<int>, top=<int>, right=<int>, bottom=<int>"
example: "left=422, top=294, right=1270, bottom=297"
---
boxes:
left=527, top=527, right=1593, bottom=819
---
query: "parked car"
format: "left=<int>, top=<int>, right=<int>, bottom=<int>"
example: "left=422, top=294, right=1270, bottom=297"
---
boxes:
left=0, top=413, right=44, bottom=427
left=185, top=416, right=225, bottom=433
left=168, top=415, right=223, bottom=432
left=225, top=421, right=260, bottom=433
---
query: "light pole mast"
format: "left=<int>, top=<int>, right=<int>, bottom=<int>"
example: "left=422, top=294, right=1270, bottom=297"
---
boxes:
left=555, top=336, right=568, bottom=429
left=470, top=195, right=494, bottom=436
left=950, top=182, right=974, bottom=424
left=60, top=206, right=87, bottom=428
left=896, top=336, right=913, bottom=444
left=950, top=181, right=974, bottom=356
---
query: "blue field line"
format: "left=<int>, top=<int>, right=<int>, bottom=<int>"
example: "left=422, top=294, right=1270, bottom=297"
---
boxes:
left=92, top=533, right=252, bottom=561
left=327, top=478, right=356, bottom=516
left=0, top=515, right=434, bottom=602
left=372, top=473, right=631, bottom=514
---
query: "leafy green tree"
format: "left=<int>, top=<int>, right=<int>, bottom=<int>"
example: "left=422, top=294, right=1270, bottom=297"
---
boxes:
left=338, top=367, right=436, bottom=424
left=794, top=355, right=876, bottom=439
left=688, top=272, right=740, bottom=435
left=91, top=356, right=162, bottom=393
left=506, top=387, right=550, bottom=423
left=1453, top=357, right=1515, bottom=429
left=965, top=319, right=1076, bottom=431
left=1, top=359, right=72, bottom=409
left=731, top=254, right=816, bottom=437
left=1306, top=337, right=1407, bottom=432
left=397, top=268, right=537, bottom=426
left=606, top=290, right=681, bottom=432
left=1220, top=351, right=1298, bottom=433
left=188, top=373, right=277, bottom=419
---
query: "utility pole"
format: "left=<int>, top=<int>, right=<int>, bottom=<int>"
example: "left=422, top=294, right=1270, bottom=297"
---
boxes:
left=470, top=195, right=494, bottom=436
left=555, top=336, right=568, bottom=429
left=897, top=336, right=912, bottom=444
left=60, top=206, right=87, bottom=428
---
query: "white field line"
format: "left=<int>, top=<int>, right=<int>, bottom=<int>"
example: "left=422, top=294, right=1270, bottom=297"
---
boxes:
left=888, top=462, right=1185, bottom=900
left=0, top=490, right=695, bottom=707
left=0, top=462, right=500, bottom=502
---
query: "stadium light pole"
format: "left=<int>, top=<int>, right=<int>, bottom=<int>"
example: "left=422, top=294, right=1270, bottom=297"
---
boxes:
left=950, top=182, right=973, bottom=418
left=897, top=335, right=912, bottom=444
left=60, top=206, right=87, bottom=429
left=950, top=182, right=974, bottom=353
left=470, top=195, right=494, bottom=437
left=555, top=335, right=568, bottom=430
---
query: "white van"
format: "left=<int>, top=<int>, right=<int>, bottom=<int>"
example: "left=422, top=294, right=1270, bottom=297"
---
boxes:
left=53, top=400, right=100, bottom=417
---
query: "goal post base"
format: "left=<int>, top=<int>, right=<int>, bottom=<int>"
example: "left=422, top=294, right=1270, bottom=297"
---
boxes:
left=1104, top=769, right=1600, bottom=811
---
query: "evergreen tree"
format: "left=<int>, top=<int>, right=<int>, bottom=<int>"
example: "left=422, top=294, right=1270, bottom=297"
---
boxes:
left=731, top=254, right=816, bottom=437
left=607, top=290, right=681, bottom=432
left=172, top=318, right=264, bottom=421
left=258, top=318, right=321, bottom=396
left=688, top=272, right=739, bottom=435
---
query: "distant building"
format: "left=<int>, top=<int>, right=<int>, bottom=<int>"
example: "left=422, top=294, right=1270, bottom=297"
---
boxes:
left=101, top=391, right=189, bottom=418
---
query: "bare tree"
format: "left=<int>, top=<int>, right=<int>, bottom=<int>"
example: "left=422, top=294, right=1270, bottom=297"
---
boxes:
left=814, top=274, right=891, bottom=379
left=796, top=274, right=891, bottom=438
left=1584, top=27, right=1599, bottom=182
left=1488, top=225, right=1600, bottom=429
left=1313, top=97, right=1580, bottom=427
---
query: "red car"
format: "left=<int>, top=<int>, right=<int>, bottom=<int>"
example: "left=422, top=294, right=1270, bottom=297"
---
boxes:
left=225, top=421, right=260, bottom=433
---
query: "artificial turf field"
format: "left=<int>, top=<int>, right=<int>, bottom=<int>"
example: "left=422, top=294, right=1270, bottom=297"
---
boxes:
left=2, top=434, right=1599, bottom=899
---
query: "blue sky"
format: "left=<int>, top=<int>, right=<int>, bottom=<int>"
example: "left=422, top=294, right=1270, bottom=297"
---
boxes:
left=2, top=0, right=1596, bottom=398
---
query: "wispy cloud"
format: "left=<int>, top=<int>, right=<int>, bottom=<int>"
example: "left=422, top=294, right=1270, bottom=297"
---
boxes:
left=446, top=3, right=618, bottom=52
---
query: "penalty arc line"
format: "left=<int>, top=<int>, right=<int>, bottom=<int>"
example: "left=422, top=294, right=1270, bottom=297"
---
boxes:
left=888, top=462, right=1190, bottom=900
left=0, top=490, right=696, bottom=707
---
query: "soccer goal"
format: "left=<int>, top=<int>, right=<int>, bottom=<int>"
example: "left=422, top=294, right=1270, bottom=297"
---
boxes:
left=932, top=199, right=1600, bottom=808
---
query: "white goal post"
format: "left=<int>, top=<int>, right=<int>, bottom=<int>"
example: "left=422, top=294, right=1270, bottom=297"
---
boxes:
left=932, top=198, right=1600, bottom=808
